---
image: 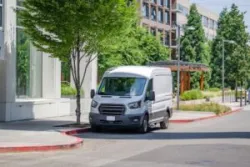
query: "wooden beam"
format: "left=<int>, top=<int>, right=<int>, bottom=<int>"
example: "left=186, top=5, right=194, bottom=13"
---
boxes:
left=200, top=72, right=204, bottom=90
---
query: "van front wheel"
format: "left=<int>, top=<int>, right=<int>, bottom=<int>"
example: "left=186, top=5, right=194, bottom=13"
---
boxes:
left=160, top=114, right=169, bottom=129
left=138, top=115, right=148, bottom=134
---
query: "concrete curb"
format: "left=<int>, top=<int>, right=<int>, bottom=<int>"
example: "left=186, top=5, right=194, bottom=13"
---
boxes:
left=0, top=128, right=90, bottom=153
left=170, top=108, right=243, bottom=123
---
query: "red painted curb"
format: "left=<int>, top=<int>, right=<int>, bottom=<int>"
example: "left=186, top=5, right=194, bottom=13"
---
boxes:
left=170, top=108, right=242, bottom=124
left=0, top=127, right=90, bottom=153
left=62, top=127, right=90, bottom=136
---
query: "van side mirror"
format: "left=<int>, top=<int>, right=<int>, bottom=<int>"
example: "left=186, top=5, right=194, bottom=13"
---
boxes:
left=147, top=91, right=155, bottom=101
left=90, top=89, right=95, bottom=99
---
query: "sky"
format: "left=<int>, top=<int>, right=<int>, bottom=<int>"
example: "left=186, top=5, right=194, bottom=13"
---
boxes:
left=190, top=0, right=250, bottom=33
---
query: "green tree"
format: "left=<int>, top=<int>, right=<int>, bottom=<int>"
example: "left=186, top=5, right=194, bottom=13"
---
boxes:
left=180, top=4, right=209, bottom=89
left=98, top=26, right=170, bottom=79
left=210, top=4, right=249, bottom=89
left=18, top=0, right=137, bottom=124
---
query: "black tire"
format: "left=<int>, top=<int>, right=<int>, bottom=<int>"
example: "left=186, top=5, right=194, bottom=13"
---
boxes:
left=160, top=112, right=169, bottom=129
left=91, top=125, right=101, bottom=132
left=138, top=115, right=149, bottom=134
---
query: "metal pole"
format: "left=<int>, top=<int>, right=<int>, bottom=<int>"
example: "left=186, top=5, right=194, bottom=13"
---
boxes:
left=222, top=41, right=225, bottom=103
left=177, top=25, right=181, bottom=110
left=240, top=81, right=243, bottom=107
left=245, top=88, right=247, bottom=106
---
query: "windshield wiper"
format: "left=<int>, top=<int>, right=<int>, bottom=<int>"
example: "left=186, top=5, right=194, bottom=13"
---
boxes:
left=120, top=96, right=131, bottom=98
left=98, top=92, right=110, bottom=95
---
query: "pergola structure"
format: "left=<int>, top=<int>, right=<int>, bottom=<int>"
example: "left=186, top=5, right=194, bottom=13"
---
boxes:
left=148, top=60, right=210, bottom=94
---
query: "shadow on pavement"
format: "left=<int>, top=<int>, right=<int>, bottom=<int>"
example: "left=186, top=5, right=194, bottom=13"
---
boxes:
left=0, top=119, right=78, bottom=132
left=78, top=129, right=250, bottom=140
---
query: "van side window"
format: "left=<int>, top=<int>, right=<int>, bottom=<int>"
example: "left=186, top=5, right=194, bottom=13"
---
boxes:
left=145, top=79, right=153, bottom=100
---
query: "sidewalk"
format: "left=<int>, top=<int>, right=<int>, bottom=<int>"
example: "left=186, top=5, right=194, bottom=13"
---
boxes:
left=0, top=115, right=89, bottom=153
left=171, top=101, right=243, bottom=123
left=0, top=102, right=244, bottom=153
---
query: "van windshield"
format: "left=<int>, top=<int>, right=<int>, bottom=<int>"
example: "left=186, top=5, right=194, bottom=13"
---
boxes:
left=98, top=77, right=147, bottom=96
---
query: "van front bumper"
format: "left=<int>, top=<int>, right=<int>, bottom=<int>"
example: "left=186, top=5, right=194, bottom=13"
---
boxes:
left=89, top=113, right=144, bottom=128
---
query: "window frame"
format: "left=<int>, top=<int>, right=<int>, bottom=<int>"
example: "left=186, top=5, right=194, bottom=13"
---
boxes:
left=0, top=0, right=3, bottom=30
left=145, top=79, right=153, bottom=101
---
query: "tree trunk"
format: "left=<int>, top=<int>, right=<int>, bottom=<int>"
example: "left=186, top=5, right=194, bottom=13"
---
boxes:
left=75, top=37, right=81, bottom=125
left=76, top=91, right=81, bottom=125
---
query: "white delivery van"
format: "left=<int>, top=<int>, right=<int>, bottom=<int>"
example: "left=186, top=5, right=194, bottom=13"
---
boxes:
left=89, top=66, right=173, bottom=133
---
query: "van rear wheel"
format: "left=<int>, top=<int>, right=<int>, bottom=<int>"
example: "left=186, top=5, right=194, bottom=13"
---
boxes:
left=160, top=114, right=169, bottom=129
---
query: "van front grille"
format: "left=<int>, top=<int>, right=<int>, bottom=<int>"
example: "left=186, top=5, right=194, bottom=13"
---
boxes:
left=99, top=104, right=126, bottom=115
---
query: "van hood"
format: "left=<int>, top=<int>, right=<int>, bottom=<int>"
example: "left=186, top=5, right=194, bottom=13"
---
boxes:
left=93, top=95, right=142, bottom=104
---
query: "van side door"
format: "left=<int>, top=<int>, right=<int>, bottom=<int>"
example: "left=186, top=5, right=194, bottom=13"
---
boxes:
left=152, top=75, right=170, bottom=121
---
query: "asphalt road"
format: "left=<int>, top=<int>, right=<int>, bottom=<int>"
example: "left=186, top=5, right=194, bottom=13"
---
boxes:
left=1, top=106, right=250, bottom=167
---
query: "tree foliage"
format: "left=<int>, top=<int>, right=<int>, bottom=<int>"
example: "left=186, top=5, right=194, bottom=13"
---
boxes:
left=180, top=4, right=210, bottom=89
left=18, top=0, right=137, bottom=124
left=98, top=26, right=170, bottom=79
left=210, top=4, right=250, bottom=89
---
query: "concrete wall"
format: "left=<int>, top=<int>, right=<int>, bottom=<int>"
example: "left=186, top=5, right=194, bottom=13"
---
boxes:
left=69, top=98, right=92, bottom=116
left=0, top=0, right=75, bottom=122
left=0, top=0, right=17, bottom=121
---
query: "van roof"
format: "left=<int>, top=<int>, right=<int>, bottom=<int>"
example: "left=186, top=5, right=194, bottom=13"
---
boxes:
left=105, top=66, right=171, bottom=78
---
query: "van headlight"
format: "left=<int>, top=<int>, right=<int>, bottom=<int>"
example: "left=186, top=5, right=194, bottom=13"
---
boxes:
left=128, top=101, right=141, bottom=109
left=91, top=100, right=98, bottom=108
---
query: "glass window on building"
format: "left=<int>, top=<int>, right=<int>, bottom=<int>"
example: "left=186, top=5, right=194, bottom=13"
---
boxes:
left=142, top=3, right=149, bottom=18
left=210, top=20, right=213, bottom=29
left=165, top=31, right=169, bottom=46
left=202, top=16, right=205, bottom=26
left=158, top=8, right=164, bottom=23
left=205, top=17, right=208, bottom=27
left=159, top=0, right=164, bottom=6
left=165, top=10, right=169, bottom=25
left=150, top=28, right=156, bottom=36
left=214, top=21, right=218, bottom=29
left=202, top=16, right=208, bottom=27
left=165, top=0, right=170, bottom=8
left=158, top=29, right=164, bottom=44
left=152, top=0, right=157, bottom=4
left=151, top=6, right=157, bottom=21
left=16, top=1, right=42, bottom=98
left=0, top=0, right=3, bottom=28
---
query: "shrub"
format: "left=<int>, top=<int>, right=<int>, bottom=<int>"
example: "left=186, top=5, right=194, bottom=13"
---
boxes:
left=206, top=88, right=220, bottom=92
left=61, top=83, right=83, bottom=96
left=179, top=102, right=231, bottom=115
left=236, top=91, right=246, bottom=98
left=180, top=89, right=204, bottom=101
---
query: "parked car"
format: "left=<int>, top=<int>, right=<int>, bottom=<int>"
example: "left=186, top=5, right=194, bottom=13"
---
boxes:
left=89, top=66, right=173, bottom=133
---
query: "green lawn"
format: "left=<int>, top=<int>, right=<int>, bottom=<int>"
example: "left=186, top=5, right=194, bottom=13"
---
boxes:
left=179, top=102, right=232, bottom=115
